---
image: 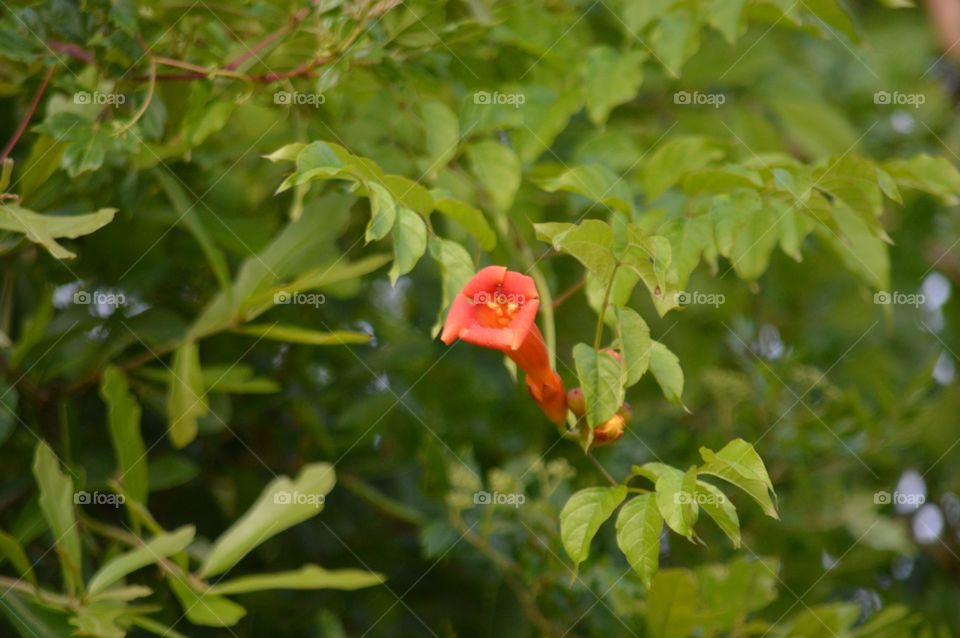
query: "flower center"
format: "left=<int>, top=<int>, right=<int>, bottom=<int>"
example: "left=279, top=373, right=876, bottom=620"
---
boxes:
left=472, top=287, right=524, bottom=328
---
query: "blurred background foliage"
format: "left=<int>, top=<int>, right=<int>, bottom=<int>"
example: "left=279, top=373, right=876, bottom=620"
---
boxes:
left=1, top=0, right=960, bottom=636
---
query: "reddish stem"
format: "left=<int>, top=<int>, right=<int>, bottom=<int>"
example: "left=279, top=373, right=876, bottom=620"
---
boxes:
left=1, top=66, right=56, bottom=162
left=223, top=6, right=312, bottom=71
left=48, top=39, right=94, bottom=64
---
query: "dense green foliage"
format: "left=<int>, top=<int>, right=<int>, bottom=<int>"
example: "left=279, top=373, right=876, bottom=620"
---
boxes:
left=1, top=0, right=960, bottom=636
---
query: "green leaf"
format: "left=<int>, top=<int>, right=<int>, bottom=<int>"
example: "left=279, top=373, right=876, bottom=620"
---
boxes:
left=615, top=494, right=662, bottom=587
left=155, top=169, right=231, bottom=294
left=0, top=530, right=36, bottom=586
left=537, top=220, right=678, bottom=316
left=682, top=167, right=762, bottom=194
left=884, top=154, right=960, bottom=204
left=699, top=440, right=778, bottom=519
left=167, top=575, right=246, bottom=627
left=32, top=442, right=82, bottom=593
left=421, top=101, right=459, bottom=176
left=0, top=204, right=117, bottom=259
left=646, top=569, right=699, bottom=638
left=127, top=615, right=190, bottom=638
left=654, top=465, right=698, bottom=539
left=431, top=192, right=496, bottom=250
left=365, top=181, right=398, bottom=243
left=619, top=0, right=675, bottom=33
left=699, top=438, right=774, bottom=492
left=617, top=225, right=679, bottom=316
left=573, top=343, right=624, bottom=427
left=614, top=307, right=651, bottom=386
left=467, top=141, right=520, bottom=213
left=695, top=481, right=740, bottom=547
left=584, top=47, right=645, bottom=125
left=643, top=137, right=723, bottom=201
left=263, top=142, right=306, bottom=163
left=233, top=324, right=371, bottom=345
left=0, top=381, right=17, bottom=449
left=818, top=201, right=889, bottom=290
left=531, top=164, right=634, bottom=215
left=696, top=557, right=778, bottom=632
left=559, top=486, right=628, bottom=570
left=166, top=340, right=207, bottom=449
left=536, top=220, right=616, bottom=282
left=768, top=96, right=859, bottom=159
left=729, top=205, right=780, bottom=281
left=648, top=341, right=684, bottom=405
left=381, top=174, right=435, bottom=216
left=0, top=592, right=74, bottom=638
left=199, top=463, right=336, bottom=577
left=803, top=0, right=858, bottom=41
left=182, top=85, right=236, bottom=147
left=650, top=10, right=700, bottom=76
left=708, top=0, right=746, bottom=43
left=209, top=564, right=384, bottom=595
left=388, top=206, right=428, bottom=284
left=68, top=602, right=125, bottom=638
left=87, top=525, right=195, bottom=596
left=99, top=366, right=148, bottom=505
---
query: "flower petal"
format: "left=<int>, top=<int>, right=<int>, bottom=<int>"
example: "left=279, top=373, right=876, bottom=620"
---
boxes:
left=459, top=324, right=515, bottom=350
left=440, top=294, right=475, bottom=345
left=501, top=270, right=539, bottom=300
left=461, top=265, right=507, bottom=299
left=507, top=297, right=539, bottom=350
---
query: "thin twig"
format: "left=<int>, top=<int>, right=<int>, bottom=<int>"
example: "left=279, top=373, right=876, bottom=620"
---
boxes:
left=115, top=57, right=157, bottom=135
left=47, top=39, right=94, bottom=64
left=1, top=66, right=55, bottom=162
left=552, top=277, right=585, bottom=309
left=586, top=453, right=618, bottom=486
left=223, top=6, right=313, bottom=71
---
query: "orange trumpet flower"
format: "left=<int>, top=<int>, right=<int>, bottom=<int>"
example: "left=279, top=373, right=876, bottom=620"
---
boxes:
left=440, top=266, right=567, bottom=424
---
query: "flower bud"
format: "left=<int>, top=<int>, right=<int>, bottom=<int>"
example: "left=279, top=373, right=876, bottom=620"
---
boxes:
left=593, top=413, right=626, bottom=446
left=600, top=348, right=622, bottom=363
left=567, top=387, right=585, bottom=417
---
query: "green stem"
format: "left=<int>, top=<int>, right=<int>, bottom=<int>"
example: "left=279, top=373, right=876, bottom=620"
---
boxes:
left=586, top=453, right=618, bottom=486
left=0, top=576, right=73, bottom=609
left=593, top=265, right=619, bottom=351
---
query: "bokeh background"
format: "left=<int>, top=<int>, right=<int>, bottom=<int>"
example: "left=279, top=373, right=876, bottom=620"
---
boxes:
left=2, top=0, right=960, bottom=636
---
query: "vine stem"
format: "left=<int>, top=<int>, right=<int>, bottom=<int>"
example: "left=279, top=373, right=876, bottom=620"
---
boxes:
left=552, top=276, right=585, bottom=309
left=593, top=265, right=619, bottom=350
left=0, top=66, right=55, bottom=162
left=115, top=57, right=157, bottom=135
left=0, top=576, right=73, bottom=608
left=451, top=512, right=571, bottom=637
left=586, top=453, right=618, bottom=487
